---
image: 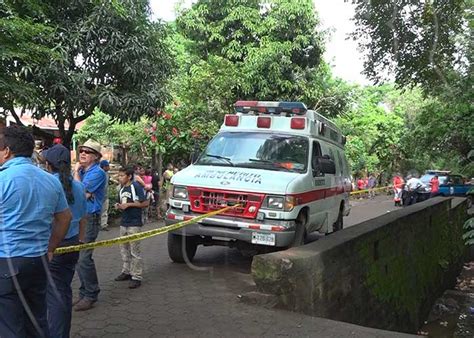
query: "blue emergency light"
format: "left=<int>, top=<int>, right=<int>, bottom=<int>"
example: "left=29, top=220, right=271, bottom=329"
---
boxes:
left=234, top=101, right=307, bottom=115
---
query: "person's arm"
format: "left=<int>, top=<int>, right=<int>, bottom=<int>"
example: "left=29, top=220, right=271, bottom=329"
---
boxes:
left=117, top=183, right=149, bottom=209
left=48, top=209, right=72, bottom=260
left=82, top=168, right=106, bottom=199
left=135, top=175, right=145, bottom=187
left=73, top=162, right=82, bottom=182
left=78, top=217, right=87, bottom=243
left=117, top=200, right=149, bottom=209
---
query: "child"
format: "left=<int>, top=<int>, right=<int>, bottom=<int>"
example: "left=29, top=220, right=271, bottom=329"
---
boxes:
left=114, top=166, right=149, bottom=289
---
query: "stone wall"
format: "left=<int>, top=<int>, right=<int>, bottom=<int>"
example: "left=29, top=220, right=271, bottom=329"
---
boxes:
left=251, top=197, right=469, bottom=333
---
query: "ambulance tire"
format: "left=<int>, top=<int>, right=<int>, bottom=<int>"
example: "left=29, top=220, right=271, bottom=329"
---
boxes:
left=332, top=203, right=344, bottom=232
left=290, top=212, right=307, bottom=247
left=167, top=233, right=198, bottom=263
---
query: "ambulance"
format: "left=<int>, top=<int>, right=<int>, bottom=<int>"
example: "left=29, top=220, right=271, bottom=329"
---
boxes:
left=165, top=101, right=352, bottom=262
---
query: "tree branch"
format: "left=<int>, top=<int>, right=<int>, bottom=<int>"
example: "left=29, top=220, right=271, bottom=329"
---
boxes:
left=6, top=103, right=25, bottom=126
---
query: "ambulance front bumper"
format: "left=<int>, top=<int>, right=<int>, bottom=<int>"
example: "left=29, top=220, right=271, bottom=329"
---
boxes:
left=165, top=209, right=296, bottom=247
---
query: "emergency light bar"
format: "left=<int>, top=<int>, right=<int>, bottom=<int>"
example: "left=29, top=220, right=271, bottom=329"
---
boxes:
left=234, top=101, right=307, bottom=115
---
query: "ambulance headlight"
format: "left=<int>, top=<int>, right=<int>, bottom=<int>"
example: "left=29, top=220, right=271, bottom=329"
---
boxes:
left=264, top=196, right=295, bottom=211
left=266, top=196, right=284, bottom=209
left=173, top=186, right=189, bottom=200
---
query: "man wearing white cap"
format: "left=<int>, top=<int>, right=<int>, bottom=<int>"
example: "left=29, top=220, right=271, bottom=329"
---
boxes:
left=73, top=139, right=107, bottom=311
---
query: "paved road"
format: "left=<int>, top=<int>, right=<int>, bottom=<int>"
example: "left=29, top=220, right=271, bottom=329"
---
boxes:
left=71, top=196, right=412, bottom=337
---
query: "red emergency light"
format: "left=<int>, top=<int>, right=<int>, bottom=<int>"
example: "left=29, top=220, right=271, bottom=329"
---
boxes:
left=291, top=117, right=305, bottom=129
left=224, top=114, right=239, bottom=127
left=257, top=116, right=271, bottom=128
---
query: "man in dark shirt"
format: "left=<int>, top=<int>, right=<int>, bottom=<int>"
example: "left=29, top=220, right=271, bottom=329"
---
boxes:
left=114, top=167, right=149, bottom=289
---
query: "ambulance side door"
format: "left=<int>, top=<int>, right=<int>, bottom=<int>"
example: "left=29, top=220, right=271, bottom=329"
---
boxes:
left=307, top=140, right=329, bottom=231
left=320, top=142, right=338, bottom=226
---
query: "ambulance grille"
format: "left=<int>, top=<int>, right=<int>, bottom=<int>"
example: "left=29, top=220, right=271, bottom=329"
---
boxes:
left=187, top=188, right=264, bottom=219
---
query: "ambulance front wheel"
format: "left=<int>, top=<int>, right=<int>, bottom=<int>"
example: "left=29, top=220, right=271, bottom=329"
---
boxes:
left=290, top=212, right=307, bottom=247
left=332, top=203, right=344, bottom=232
left=168, top=233, right=198, bottom=263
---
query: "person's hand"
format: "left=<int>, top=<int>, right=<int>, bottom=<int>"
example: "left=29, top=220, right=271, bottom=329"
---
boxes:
left=47, top=251, right=54, bottom=262
left=74, top=162, right=82, bottom=172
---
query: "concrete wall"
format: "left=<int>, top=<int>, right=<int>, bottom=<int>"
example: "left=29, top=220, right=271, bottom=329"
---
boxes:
left=251, top=197, right=469, bottom=333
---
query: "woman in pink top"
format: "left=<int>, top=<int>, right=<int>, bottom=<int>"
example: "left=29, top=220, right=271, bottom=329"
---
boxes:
left=138, top=168, right=153, bottom=223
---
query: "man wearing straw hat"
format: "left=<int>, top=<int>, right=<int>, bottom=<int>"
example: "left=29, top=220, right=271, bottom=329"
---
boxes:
left=73, top=140, right=107, bottom=311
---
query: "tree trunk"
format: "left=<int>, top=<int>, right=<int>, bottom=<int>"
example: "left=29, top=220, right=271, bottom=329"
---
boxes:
left=121, top=147, right=127, bottom=166
left=158, top=152, right=163, bottom=175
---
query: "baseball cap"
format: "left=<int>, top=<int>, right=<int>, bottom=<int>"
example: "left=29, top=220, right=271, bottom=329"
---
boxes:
left=43, top=144, right=71, bottom=169
left=100, top=159, right=110, bottom=167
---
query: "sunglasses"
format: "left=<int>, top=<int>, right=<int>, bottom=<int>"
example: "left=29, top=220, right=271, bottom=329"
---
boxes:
left=79, top=148, right=95, bottom=155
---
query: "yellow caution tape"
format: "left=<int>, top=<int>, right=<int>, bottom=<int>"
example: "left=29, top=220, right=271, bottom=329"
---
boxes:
left=54, top=205, right=239, bottom=254
left=349, top=185, right=393, bottom=196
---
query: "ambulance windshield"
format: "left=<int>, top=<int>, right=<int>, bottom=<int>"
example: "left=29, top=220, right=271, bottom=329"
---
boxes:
left=196, top=132, right=308, bottom=173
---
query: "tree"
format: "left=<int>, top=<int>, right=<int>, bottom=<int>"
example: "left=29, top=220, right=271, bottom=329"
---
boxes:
left=1, top=0, right=174, bottom=147
left=351, top=0, right=473, bottom=166
left=173, top=0, right=325, bottom=119
left=335, top=85, right=405, bottom=177
left=0, top=1, right=57, bottom=123
left=352, top=0, right=469, bottom=90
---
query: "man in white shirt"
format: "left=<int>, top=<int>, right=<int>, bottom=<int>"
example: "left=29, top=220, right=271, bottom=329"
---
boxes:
left=405, top=175, right=424, bottom=191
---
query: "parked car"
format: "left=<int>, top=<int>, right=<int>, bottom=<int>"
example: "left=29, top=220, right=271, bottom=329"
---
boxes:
left=438, top=174, right=472, bottom=197
left=420, top=170, right=449, bottom=193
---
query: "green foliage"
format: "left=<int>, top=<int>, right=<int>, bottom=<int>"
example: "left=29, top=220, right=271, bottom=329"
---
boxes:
left=75, top=110, right=148, bottom=156
left=352, top=0, right=473, bottom=173
left=0, top=1, right=57, bottom=112
left=173, top=0, right=326, bottom=121
left=335, top=85, right=405, bottom=176
left=1, top=0, right=174, bottom=146
left=463, top=218, right=474, bottom=246
left=352, top=0, right=468, bottom=91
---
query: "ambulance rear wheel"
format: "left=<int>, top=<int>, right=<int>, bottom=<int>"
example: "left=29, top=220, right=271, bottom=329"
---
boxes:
left=332, top=203, right=344, bottom=232
left=290, top=212, right=307, bottom=247
left=168, top=233, right=198, bottom=263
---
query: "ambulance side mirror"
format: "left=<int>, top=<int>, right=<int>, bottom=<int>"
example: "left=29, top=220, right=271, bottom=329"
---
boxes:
left=312, top=155, right=336, bottom=176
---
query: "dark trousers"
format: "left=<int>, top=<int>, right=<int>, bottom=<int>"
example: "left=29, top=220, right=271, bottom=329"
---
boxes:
left=0, top=255, right=49, bottom=338
left=77, top=213, right=100, bottom=301
left=47, top=236, right=80, bottom=338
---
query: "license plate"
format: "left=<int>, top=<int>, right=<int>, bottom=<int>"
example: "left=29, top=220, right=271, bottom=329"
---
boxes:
left=251, top=232, right=275, bottom=246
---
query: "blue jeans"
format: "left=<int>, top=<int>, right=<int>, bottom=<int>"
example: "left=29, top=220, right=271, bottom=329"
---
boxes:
left=47, top=236, right=79, bottom=338
left=0, top=255, right=49, bottom=338
left=77, top=214, right=100, bottom=301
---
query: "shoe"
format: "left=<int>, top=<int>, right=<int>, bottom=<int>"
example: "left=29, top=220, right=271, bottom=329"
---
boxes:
left=114, top=273, right=131, bottom=281
left=74, top=299, right=95, bottom=312
left=128, top=279, right=141, bottom=289
left=101, top=227, right=109, bottom=231
left=72, top=297, right=82, bottom=306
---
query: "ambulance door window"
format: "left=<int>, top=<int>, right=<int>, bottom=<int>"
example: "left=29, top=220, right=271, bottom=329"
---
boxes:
left=311, top=141, right=322, bottom=174
left=312, top=141, right=322, bottom=158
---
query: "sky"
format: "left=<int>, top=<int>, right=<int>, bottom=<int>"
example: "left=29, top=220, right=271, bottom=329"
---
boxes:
left=149, top=0, right=368, bottom=84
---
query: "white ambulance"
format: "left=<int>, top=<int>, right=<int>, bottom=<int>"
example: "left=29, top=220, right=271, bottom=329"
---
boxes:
left=166, top=101, right=352, bottom=262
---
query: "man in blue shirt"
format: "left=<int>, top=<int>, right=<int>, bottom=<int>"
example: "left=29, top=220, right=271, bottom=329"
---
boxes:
left=73, top=139, right=107, bottom=311
left=0, top=126, right=72, bottom=338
